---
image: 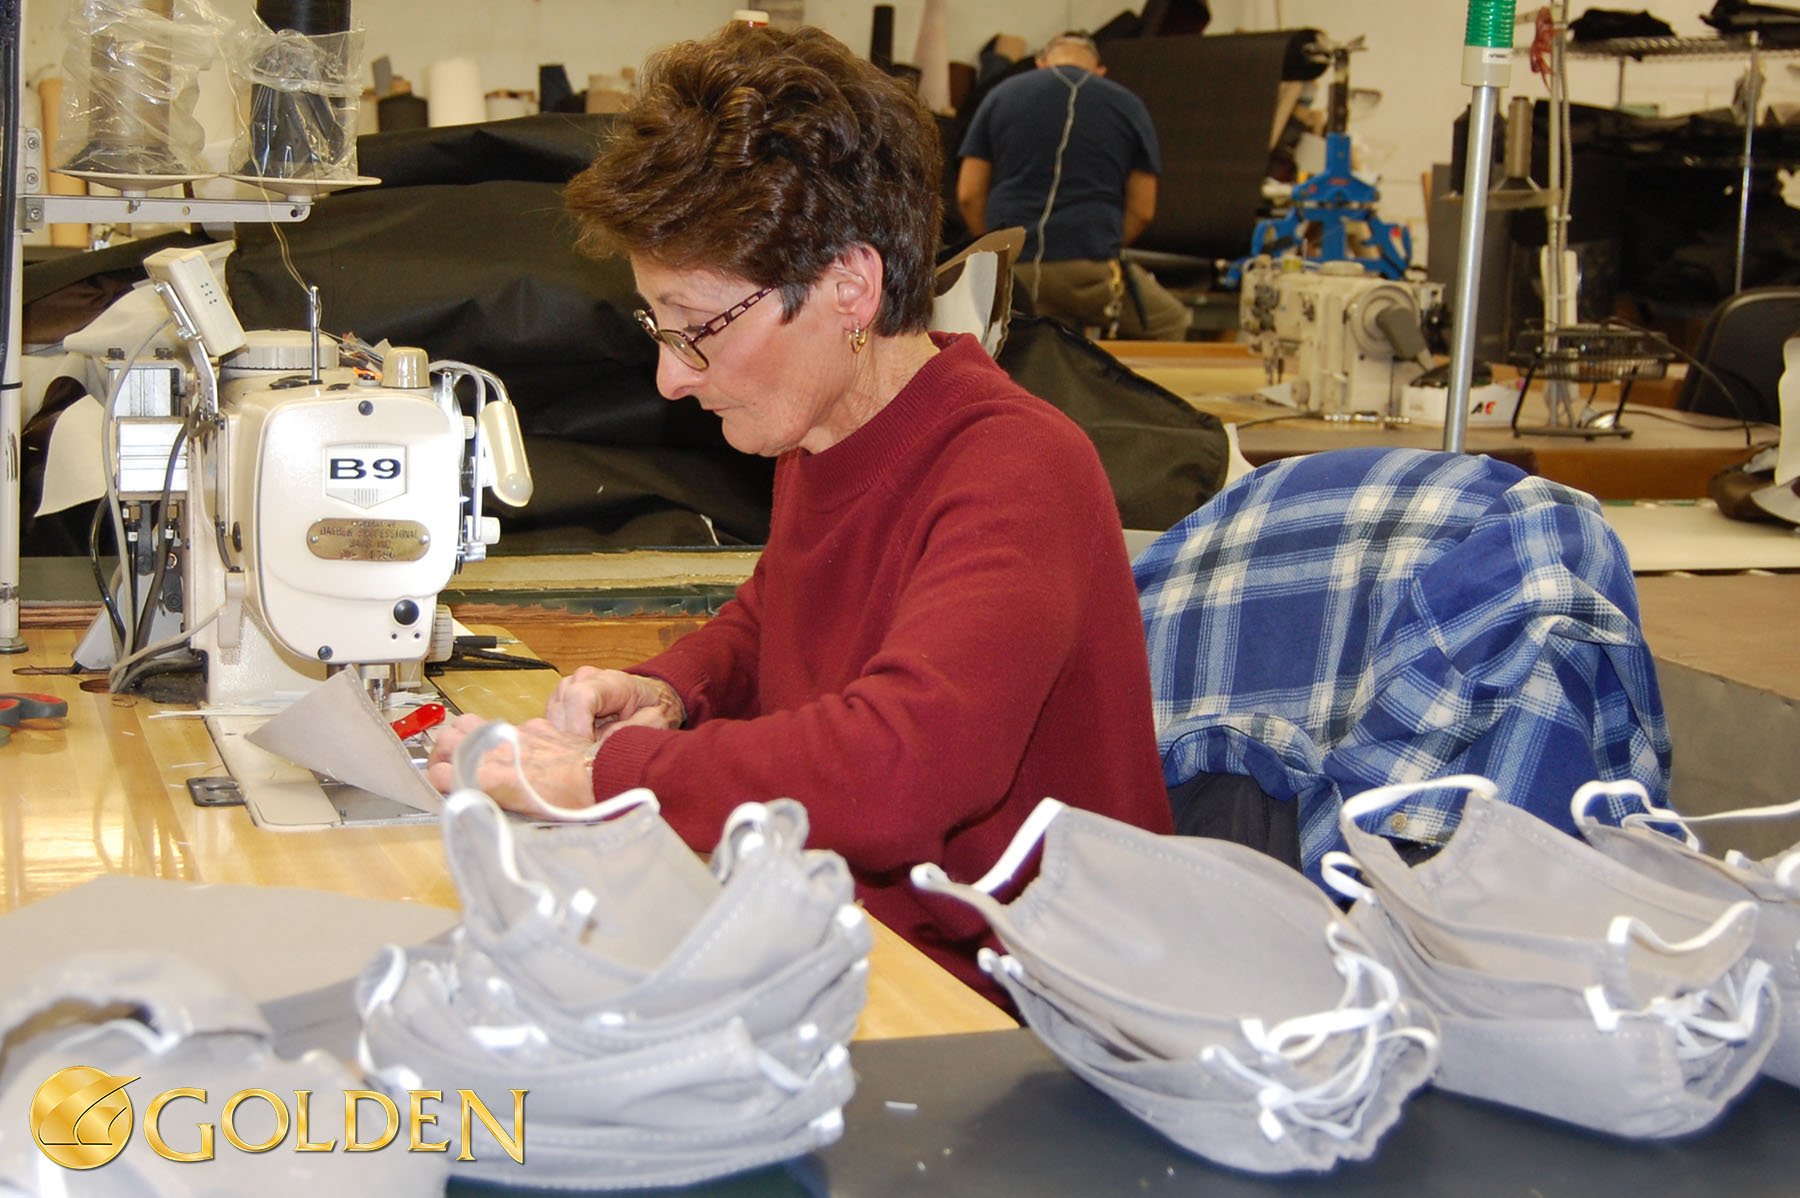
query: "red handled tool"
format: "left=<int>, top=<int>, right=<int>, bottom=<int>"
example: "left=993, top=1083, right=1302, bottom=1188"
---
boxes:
left=0, top=692, right=69, bottom=725
left=0, top=692, right=69, bottom=747
left=389, top=703, right=447, bottom=740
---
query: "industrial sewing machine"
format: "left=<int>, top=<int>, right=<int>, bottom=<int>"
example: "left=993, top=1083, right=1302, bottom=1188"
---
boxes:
left=1238, top=256, right=1442, bottom=420
left=85, top=246, right=532, bottom=827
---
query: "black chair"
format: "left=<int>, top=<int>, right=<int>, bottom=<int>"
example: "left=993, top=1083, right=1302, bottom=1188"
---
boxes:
left=1675, top=286, right=1800, bottom=424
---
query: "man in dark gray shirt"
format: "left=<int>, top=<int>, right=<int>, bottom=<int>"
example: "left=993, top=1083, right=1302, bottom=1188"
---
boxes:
left=956, top=32, right=1190, bottom=341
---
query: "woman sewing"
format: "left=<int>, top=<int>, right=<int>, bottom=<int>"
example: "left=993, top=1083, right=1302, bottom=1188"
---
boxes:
left=428, top=22, right=1171, bottom=1000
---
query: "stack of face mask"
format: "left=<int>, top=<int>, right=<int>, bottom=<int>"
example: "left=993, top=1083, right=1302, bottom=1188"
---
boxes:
left=1571, top=780, right=1800, bottom=1090
left=356, top=724, right=871, bottom=1190
left=0, top=953, right=445, bottom=1197
left=1323, top=775, right=1779, bottom=1138
left=912, top=800, right=1441, bottom=1174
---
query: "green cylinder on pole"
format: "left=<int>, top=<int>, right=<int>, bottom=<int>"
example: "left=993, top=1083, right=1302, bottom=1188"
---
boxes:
left=1465, top=0, right=1518, bottom=49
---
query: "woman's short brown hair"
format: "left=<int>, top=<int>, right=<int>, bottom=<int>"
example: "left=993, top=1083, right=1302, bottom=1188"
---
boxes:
left=564, top=24, right=943, bottom=336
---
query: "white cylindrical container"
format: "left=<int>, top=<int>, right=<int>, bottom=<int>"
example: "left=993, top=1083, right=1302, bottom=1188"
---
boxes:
left=426, top=57, right=486, bottom=127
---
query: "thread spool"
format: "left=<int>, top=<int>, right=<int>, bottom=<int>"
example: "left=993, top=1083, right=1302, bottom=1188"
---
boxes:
left=426, top=57, right=485, bottom=127
left=256, top=0, right=350, bottom=36
left=356, top=87, right=379, bottom=135
left=585, top=73, right=631, bottom=115
left=247, top=0, right=355, bottom=178
left=870, top=5, right=894, bottom=70
left=913, top=0, right=950, bottom=112
left=65, top=0, right=180, bottom=175
left=38, top=77, right=90, bottom=247
left=732, top=9, right=769, bottom=26
left=539, top=64, right=573, bottom=113
left=484, top=90, right=532, bottom=121
left=377, top=91, right=429, bottom=131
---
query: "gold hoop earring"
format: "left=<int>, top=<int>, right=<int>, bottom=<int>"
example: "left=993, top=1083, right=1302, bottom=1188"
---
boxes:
left=848, top=323, right=869, bottom=354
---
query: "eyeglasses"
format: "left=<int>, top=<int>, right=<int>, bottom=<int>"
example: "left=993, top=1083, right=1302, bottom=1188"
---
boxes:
left=634, top=286, right=775, bottom=370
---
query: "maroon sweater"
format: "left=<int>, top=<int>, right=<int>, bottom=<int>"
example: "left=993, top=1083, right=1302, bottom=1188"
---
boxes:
left=591, top=333, right=1170, bottom=1000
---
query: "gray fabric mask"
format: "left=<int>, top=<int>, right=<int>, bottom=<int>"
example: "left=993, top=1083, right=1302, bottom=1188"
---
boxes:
left=912, top=800, right=1439, bottom=1174
left=0, top=953, right=444, bottom=1198
left=1572, top=780, right=1800, bottom=1089
left=355, top=945, right=853, bottom=1190
left=1323, top=775, right=1777, bottom=1138
left=349, top=724, right=869, bottom=1190
left=439, top=783, right=865, bottom=1037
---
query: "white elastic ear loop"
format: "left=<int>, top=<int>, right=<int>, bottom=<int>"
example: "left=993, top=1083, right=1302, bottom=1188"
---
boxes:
left=1569, top=777, right=1677, bottom=838
left=1603, top=789, right=1800, bottom=847
left=909, top=798, right=1066, bottom=897
left=1584, top=956, right=1774, bottom=1053
left=455, top=718, right=662, bottom=824
left=1319, top=851, right=1374, bottom=904
left=355, top=944, right=407, bottom=1019
left=1776, top=850, right=1800, bottom=897
left=971, top=798, right=1067, bottom=894
left=1340, top=774, right=1498, bottom=824
left=1605, top=900, right=1758, bottom=959
left=444, top=787, right=557, bottom=921
left=1597, top=901, right=1760, bottom=1016
left=1243, top=925, right=1402, bottom=1062
left=712, top=801, right=775, bottom=880
left=591, top=786, right=660, bottom=818
left=452, top=718, right=520, bottom=793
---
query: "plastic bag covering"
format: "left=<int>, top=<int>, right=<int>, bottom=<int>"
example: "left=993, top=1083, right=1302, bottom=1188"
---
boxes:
left=56, top=0, right=232, bottom=178
left=229, top=14, right=365, bottom=179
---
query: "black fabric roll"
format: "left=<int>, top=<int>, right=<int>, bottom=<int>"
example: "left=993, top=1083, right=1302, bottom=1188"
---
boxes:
left=1102, top=30, right=1313, bottom=260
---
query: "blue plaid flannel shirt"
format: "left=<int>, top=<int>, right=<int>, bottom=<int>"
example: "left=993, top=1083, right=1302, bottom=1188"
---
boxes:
left=1135, top=448, right=1672, bottom=883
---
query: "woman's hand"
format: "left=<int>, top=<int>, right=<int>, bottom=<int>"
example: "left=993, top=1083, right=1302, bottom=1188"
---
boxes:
left=425, top=713, right=597, bottom=812
left=545, top=667, right=686, bottom=739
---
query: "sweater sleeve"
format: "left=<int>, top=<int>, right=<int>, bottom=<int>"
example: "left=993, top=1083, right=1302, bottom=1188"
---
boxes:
left=623, top=554, right=767, bottom=723
left=591, top=414, right=1118, bottom=873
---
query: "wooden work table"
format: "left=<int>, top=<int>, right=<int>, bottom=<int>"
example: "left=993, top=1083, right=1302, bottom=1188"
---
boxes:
left=1100, top=341, right=1773, bottom=500
left=0, top=623, right=1014, bottom=1041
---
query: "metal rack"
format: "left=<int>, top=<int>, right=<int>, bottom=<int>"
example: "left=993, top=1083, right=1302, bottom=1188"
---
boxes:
left=1507, top=322, right=1676, bottom=437
left=1567, top=32, right=1800, bottom=293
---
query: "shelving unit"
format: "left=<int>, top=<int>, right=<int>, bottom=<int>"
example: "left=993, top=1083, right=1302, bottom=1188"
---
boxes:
left=1567, top=31, right=1800, bottom=292
left=1, top=1, right=322, bottom=652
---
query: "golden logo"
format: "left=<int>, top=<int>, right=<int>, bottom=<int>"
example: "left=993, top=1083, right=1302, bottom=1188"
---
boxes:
left=31, top=1066, right=138, bottom=1170
left=29, top=1068, right=526, bottom=1168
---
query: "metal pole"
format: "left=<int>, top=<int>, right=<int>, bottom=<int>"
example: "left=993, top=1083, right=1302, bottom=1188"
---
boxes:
left=1445, top=0, right=1517, bottom=453
left=1, top=0, right=26, bottom=652
left=1735, top=30, right=1760, bottom=295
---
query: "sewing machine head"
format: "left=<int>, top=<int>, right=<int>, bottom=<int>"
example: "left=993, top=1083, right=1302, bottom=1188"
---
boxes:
left=112, top=247, right=532, bottom=707
left=1238, top=256, right=1443, bottom=420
